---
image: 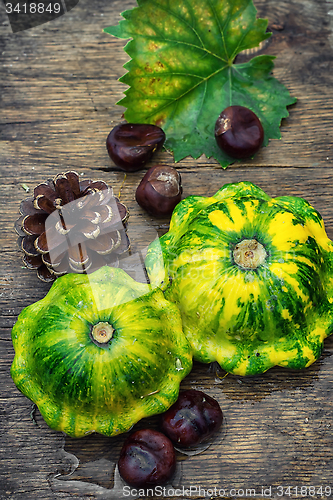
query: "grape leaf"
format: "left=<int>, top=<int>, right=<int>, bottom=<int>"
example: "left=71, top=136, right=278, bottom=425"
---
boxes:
left=105, top=0, right=296, bottom=167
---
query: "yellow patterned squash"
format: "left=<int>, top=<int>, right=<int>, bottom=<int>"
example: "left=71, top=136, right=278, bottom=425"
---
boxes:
left=11, top=266, right=192, bottom=437
left=145, top=182, right=333, bottom=376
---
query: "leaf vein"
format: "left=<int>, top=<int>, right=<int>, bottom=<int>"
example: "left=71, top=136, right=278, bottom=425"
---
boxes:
left=133, top=33, right=228, bottom=63
left=153, top=0, right=205, bottom=48
left=206, top=0, right=229, bottom=60
left=141, top=65, right=228, bottom=121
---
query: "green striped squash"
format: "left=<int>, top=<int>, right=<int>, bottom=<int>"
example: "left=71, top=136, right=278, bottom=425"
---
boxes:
left=145, top=181, right=333, bottom=376
left=11, top=266, right=192, bottom=437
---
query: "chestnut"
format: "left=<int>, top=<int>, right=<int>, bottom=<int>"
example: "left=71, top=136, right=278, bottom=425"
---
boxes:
left=135, top=165, right=182, bottom=217
left=106, top=123, right=165, bottom=172
left=215, top=105, right=264, bottom=159
left=160, top=389, right=223, bottom=448
left=118, top=428, right=176, bottom=487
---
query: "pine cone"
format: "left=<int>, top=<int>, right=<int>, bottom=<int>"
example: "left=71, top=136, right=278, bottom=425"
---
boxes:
left=15, top=171, right=130, bottom=282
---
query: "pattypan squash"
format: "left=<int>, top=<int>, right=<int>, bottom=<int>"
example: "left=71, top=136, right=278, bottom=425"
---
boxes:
left=145, top=181, right=333, bottom=376
left=11, top=266, right=192, bottom=437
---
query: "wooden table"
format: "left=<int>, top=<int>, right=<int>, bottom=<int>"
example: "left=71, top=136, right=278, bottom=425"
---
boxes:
left=1, top=0, right=333, bottom=498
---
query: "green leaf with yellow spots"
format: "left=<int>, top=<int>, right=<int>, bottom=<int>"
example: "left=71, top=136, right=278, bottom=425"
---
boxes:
left=104, top=0, right=296, bottom=167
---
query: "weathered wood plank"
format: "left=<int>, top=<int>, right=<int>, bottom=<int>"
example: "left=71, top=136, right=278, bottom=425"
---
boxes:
left=1, top=0, right=333, bottom=498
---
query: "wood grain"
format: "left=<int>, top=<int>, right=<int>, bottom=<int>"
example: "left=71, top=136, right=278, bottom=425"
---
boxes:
left=1, top=0, right=333, bottom=498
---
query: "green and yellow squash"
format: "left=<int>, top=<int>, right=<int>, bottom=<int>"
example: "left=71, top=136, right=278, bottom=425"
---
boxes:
left=145, top=181, right=333, bottom=376
left=11, top=266, right=192, bottom=437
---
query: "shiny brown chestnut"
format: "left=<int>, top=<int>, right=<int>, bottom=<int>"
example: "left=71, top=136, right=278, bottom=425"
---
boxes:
left=106, top=123, right=165, bottom=172
left=135, top=165, right=182, bottom=217
left=215, top=105, right=264, bottom=159
left=118, top=428, right=176, bottom=487
left=160, top=389, right=223, bottom=448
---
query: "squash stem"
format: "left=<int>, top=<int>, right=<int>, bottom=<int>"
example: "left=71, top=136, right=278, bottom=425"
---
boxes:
left=233, top=239, right=266, bottom=269
left=91, top=321, right=114, bottom=345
